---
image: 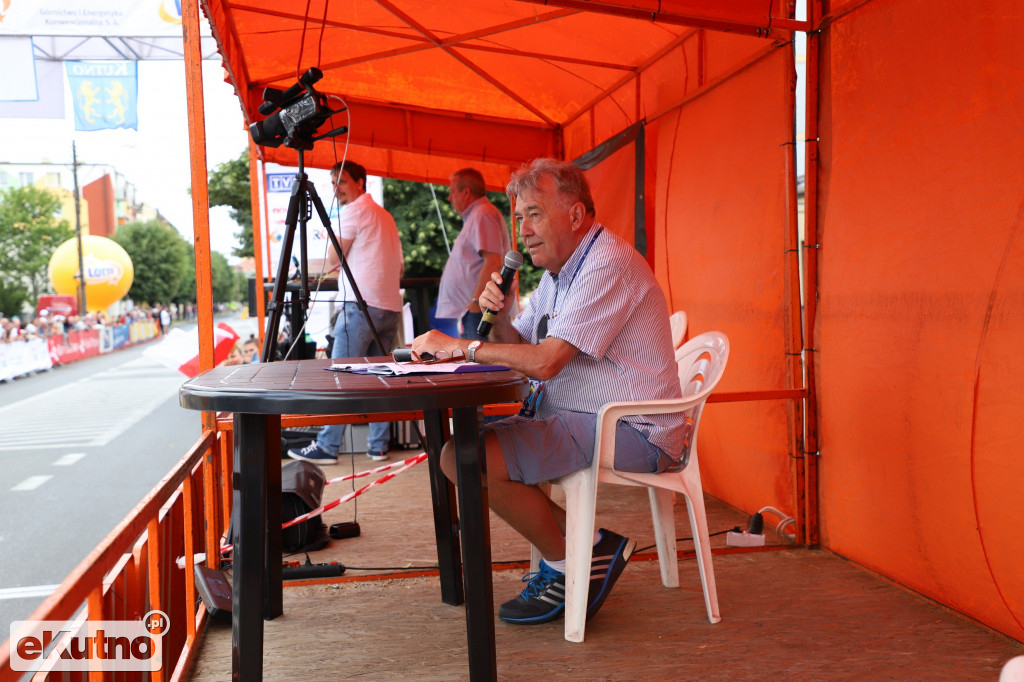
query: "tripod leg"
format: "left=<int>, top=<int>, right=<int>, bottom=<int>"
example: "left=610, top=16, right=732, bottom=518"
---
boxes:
left=260, top=179, right=304, bottom=363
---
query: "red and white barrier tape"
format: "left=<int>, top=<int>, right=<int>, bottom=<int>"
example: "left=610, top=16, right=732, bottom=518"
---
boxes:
left=219, top=451, right=428, bottom=554
left=324, top=451, right=427, bottom=486
left=282, top=452, right=427, bottom=529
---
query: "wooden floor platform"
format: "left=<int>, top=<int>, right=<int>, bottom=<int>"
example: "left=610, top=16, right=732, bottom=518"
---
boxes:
left=188, top=448, right=1024, bottom=680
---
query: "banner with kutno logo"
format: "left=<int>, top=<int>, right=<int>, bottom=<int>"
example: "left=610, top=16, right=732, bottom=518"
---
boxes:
left=66, top=61, right=138, bottom=131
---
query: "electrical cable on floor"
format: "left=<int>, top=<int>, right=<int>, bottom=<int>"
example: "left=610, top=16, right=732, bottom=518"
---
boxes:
left=757, top=505, right=796, bottom=540
left=633, top=527, right=738, bottom=555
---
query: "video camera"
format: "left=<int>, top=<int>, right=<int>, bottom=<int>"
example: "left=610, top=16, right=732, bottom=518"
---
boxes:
left=249, top=67, right=346, bottom=150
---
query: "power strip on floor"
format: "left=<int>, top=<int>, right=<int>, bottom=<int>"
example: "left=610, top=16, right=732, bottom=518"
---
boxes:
left=726, top=530, right=766, bottom=547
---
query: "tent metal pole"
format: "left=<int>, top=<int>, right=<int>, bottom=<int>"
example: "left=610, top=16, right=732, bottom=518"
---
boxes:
left=248, top=141, right=268, bottom=349
left=783, top=39, right=808, bottom=548
left=182, top=0, right=215, bottom=430
left=802, top=0, right=823, bottom=546
left=261, top=158, right=274, bottom=294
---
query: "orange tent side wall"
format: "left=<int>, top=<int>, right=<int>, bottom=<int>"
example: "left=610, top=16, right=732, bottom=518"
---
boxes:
left=816, top=0, right=1024, bottom=640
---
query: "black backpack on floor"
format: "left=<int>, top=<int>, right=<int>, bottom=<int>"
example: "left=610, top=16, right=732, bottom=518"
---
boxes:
left=228, top=459, right=329, bottom=553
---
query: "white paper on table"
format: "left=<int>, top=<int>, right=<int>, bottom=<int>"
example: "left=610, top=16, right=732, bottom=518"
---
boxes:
left=328, top=362, right=467, bottom=375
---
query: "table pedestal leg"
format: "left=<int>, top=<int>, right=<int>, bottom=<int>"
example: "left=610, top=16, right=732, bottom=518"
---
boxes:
left=232, top=412, right=275, bottom=681
left=451, top=405, right=497, bottom=681
left=423, top=408, right=464, bottom=605
left=264, top=416, right=282, bottom=619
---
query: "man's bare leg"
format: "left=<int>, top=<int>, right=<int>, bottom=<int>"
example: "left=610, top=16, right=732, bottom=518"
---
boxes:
left=440, top=432, right=566, bottom=561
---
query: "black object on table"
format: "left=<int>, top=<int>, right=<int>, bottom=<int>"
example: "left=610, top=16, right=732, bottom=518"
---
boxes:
left=179, top=359, right=528, bottom=681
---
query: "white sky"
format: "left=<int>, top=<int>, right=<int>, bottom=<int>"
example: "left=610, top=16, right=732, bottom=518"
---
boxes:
left=1, top=60, right=251, bottom=259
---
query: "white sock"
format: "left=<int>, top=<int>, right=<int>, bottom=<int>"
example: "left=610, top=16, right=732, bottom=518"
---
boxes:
left=543, top=532, right=604, bottom=574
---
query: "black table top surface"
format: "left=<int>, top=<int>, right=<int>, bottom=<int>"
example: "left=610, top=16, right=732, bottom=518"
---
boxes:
left=179, top=358, right=529, bottom=415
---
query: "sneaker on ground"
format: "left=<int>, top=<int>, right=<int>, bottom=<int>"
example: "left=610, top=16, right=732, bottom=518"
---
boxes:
left=287, top=441, right=338, bottom=465
left=497, top=560, right=566, bottom=624
left=586, top=528, right=636, bottom=620
left=366, top=450, right=388, bottom=461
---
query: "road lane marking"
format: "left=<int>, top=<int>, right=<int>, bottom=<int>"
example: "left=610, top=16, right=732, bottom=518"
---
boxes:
left=0, top=356, right=186, bottom=451
left=0, top=584, right=59, bottom=600
left=53, top=453, right=87, bottom=466
left=11, top=475, right=53, bottom=491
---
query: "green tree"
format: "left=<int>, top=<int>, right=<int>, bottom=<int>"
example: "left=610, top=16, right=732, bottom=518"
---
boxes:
left=207, top=150, right=253, bottom=258
left=114, top=219, right=192, bottom=304
left=384, top=179, right=460, bottom=278
left=0, top=185, right=73, bottom=313
left=211, top=251, right=237, bottom=303
left=0, top=281, right=29, bottom=318
left=382, top=178, right=542, bottom=293
left=174, top=250, right=197, bottom=305
left=165, top=251, right=238, bottom=305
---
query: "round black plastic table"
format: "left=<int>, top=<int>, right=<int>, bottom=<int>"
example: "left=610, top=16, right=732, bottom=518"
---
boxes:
left=179, top=358, right=528, bottom=681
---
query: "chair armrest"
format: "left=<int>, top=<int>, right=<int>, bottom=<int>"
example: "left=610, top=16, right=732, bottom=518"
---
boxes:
left=593, top=393, right=711, bottom=469
left=598, top=395, right=706, bottom=422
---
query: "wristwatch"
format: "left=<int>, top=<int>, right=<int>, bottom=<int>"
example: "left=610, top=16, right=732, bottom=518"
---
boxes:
left=467, top=340, right=482, bottom=363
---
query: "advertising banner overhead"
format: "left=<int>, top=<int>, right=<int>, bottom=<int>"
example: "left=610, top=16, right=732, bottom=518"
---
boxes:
left=0, top=0, right=209, bottom=38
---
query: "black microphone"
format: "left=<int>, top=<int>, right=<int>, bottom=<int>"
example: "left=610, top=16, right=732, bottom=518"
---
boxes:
left=477, top=251, right=523, bottom=338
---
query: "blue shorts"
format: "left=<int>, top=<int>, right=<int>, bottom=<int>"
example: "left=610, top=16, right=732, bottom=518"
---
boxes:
left=484, top=411, right=672, bottom=486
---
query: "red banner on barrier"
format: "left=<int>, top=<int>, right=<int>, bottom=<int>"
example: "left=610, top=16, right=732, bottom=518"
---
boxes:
left=48, top=330, right=102, bottom=364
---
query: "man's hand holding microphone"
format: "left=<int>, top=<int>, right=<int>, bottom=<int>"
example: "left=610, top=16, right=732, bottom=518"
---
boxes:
left=477, top=250, right=523, bottom=337
left=411, top=250, right=522, bottom=360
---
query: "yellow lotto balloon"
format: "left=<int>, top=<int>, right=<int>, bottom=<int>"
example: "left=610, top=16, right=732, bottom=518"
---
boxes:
left=49, top=236, right=134, bottom=312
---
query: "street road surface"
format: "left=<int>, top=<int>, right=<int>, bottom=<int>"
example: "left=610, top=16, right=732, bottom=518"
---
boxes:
left=0, top=315, right=257, bottom=639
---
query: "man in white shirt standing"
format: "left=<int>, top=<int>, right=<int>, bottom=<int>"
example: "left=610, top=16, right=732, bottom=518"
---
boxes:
left=289, top=160, right=405, bottom=464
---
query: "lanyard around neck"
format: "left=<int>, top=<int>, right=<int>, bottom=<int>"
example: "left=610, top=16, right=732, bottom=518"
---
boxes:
left=552, top=226, right=604, bottom=315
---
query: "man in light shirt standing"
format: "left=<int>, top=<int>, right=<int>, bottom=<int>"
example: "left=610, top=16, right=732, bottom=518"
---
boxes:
left=436, top=168, right=516, bottom=341
left=289, top=160, right=404, bottom=464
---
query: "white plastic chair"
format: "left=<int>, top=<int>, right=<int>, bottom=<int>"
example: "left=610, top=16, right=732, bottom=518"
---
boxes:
left=669, top=310, right=688, bottom=349
left=531, top=331, right=729, bottom=642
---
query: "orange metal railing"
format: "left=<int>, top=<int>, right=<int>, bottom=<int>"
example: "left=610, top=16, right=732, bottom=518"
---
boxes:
left=0, top=409, right=477, bottom=681
left=0, top=427, right=225, bottom=682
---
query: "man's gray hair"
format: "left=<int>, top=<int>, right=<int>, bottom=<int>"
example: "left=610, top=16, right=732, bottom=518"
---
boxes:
left=451, top=168, right=487, bottom=198
left=506, top=158, right=595, bottom=215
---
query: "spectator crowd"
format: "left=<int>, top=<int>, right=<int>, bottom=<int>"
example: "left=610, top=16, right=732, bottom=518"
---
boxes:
left=0, top=301, right=209, bottom=345
left=1, top=308, right=159, bottom=343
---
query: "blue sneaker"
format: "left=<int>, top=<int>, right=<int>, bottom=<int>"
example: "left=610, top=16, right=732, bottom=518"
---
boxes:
left=586, top=529, right=636, bottom=619
left=366, top=450, right=389, bottom=462
left=287, top=441, right=338, bottom=465
left=497, top=560, right=566, bottom=624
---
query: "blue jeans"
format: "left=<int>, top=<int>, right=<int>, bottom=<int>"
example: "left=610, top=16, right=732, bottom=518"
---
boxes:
left=461, top=311, right=487, bottom=341
left=317, top=302, right=401, bottom=454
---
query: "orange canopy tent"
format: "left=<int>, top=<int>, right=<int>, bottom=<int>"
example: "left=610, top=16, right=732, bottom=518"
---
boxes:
left=180, top=0, right=1024, bottom=643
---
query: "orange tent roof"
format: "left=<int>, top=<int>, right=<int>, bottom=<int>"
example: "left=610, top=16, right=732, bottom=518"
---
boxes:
left=204, top=0, right=799, bottom=186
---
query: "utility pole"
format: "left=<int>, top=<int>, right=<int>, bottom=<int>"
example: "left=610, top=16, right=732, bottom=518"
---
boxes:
left=72, top=142, right=87, bottom=314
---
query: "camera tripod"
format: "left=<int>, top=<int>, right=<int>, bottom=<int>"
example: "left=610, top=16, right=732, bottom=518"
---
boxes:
left=261, top=148, right=384, bottom=363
